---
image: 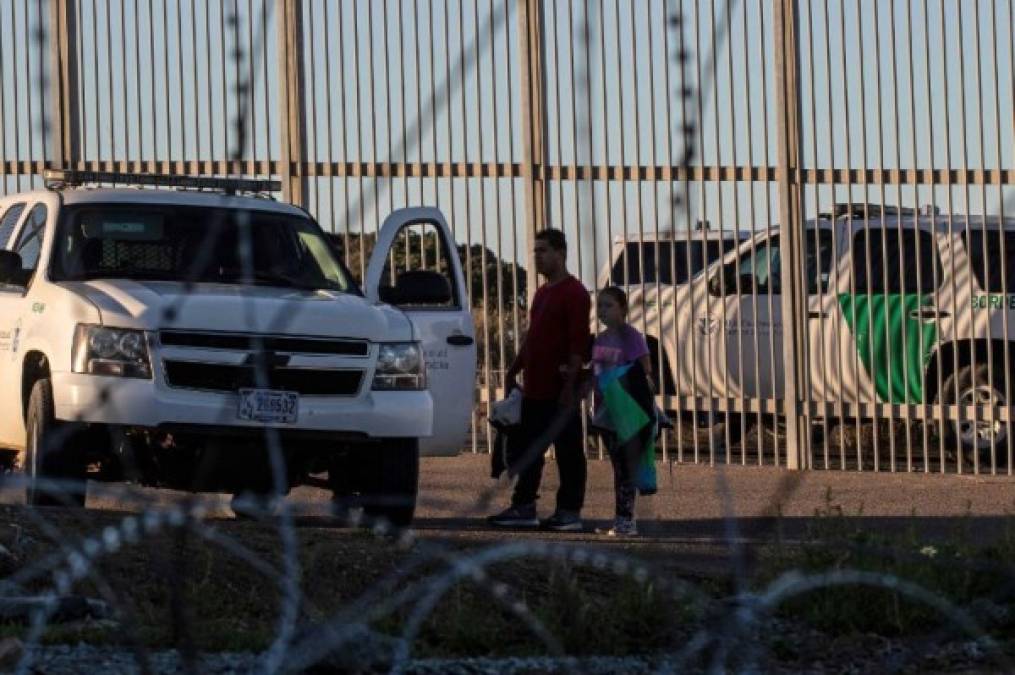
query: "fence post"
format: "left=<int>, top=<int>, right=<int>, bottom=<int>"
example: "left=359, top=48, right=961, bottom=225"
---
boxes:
left=49, top=0, right=80, bottom=170
left=278, top=0, right=308, bottom=207
left=774, top=0, right=809, bottom=470
left=517, top=0, right=549, bottom=303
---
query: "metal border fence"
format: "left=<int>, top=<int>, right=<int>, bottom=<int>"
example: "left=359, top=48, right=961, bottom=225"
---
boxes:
left=1, top=0, right=1014, bottom=474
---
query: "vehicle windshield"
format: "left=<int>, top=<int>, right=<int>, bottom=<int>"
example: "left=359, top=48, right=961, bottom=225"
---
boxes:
left=610, top=239, right=740, bottom=285
left=50, top=204, right=354, bottom=292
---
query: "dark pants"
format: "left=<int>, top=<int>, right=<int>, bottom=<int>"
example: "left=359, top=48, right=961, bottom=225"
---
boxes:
left=606, top=437, right=637, bottom=520
left=508, top=397, right=586, bottom=513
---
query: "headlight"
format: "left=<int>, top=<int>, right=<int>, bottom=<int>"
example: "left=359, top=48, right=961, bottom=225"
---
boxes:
left=372, top=342, right=425, bottom=390
left=73, top=325, right=152, bottom=379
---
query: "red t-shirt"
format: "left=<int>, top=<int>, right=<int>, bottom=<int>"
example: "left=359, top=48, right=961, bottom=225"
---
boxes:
left=521, top=276, right=591, bottom=400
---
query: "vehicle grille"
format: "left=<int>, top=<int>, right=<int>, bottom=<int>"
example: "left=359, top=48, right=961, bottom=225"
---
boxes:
left=163, top=361, right=364, bottom=396
left=159, top=331, right=369, bottom=356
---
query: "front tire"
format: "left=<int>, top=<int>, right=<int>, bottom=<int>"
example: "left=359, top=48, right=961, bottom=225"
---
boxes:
left=330, top=439, right=419, bottom=528
left=25, top=379, right=87, bottom=507
left=940, top=363, right=1009, bottom=468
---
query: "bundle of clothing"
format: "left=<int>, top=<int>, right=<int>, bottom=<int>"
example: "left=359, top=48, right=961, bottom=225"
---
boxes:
left=488, top=388, right=523, bottom=479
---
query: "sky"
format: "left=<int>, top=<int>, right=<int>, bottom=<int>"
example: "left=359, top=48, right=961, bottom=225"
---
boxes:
left=0, top=0, right=1012, bottom=286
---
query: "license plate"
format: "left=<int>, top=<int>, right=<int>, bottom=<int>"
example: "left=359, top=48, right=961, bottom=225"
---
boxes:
left=237, top=389, right=299, bottom=424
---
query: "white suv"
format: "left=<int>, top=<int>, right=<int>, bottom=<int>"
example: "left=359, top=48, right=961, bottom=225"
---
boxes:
left=0, top=171, right=476, bottom=524
left=628, top=204, right=1015, bottom=465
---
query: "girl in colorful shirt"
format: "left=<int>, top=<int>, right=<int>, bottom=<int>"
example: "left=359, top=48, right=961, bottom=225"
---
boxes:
left=591, top=286, right=655, bottom=536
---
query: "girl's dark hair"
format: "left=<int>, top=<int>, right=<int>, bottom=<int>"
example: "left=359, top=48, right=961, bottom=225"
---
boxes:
left=599, top=286, right=629, bottom=311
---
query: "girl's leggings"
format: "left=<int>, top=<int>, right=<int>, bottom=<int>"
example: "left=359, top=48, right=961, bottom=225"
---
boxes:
left=607, top=440, right=636, bottom=520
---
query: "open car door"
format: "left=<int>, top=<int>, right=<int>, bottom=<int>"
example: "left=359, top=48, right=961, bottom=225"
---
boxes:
left=365, top=207, right=476, bottom=456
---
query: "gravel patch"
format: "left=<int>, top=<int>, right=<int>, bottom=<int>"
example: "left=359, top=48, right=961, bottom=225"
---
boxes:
left=14, top=638, right=1009, bottom=675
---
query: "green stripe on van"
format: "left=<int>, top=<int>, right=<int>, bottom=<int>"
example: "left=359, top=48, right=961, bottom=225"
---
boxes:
left=838, top=294, right=938, bottom=404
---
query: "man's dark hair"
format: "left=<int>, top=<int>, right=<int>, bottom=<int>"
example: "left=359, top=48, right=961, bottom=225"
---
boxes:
left=535, top=228, right=567, bottom=253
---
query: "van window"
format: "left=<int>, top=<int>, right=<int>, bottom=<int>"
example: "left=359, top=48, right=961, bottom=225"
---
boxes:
left=963, top=230, right=1015, bottom=293
left=710, top=230, right=835, bottom=296
left=851, top=228, right=939, bottom=294
left=611, top=239, right=738, bottom=286
left=0, top=203, right=26, bottom=250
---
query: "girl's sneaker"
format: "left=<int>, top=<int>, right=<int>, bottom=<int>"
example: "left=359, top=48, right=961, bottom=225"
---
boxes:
left=607, top=518, right=637, bottom=537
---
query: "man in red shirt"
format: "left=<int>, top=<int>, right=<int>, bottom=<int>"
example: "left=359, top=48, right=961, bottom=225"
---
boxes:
left=488, top=229, right=591, bottom=531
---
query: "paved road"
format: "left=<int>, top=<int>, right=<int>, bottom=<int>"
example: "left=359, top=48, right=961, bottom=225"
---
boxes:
left=3, top=454, right=1011, bottom=547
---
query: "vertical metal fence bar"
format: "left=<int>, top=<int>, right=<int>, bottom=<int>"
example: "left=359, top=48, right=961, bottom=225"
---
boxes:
left=187, top=0, right=197, bottom=166
left=853, top=0, right=880, bottom=472
left=723, top=0, right=748, bottom=466
left=322, top=0, right=336, bottom=240
left=334, top=1, right=353, bottom=266
left=11, top=0, right=25, bottom=191
left=919, top=0, right=946, bottom=474
left=550, top=1, right=564, bottom=230
left=383, top=0, right=395, bottom=228
left=518, top=0, right=547, bottom=307
left=627, top=0, right=649, bottom=393
left=890, top=0, right=915, bottom=471
left=428, top=0, right=440, bottom=274
left=708, top=0, right=733, bottom=464
left=693, top=0, right=711, bottom=465
left=217, top=0, right=228, bottom=161
left=958, top=2, right=984, bottom=475
left=460, top=1, right=479, bottom=451
left=414, top=0, right=424, bottom=207
left=666, top=0, right=691, bottom=465
left=307, top=0, right=320, bottom=218
left=870, top=0, right=897, bottom=472
left=597, top=0, right=615, bottom=387
left=174, top=0, right=185, bottom=163
left=991, top=0, right=1014, bottom=476
left=363, top=0, right=380, bottom=270
left=937, top=0, right=963, bottom=476
left=505, top=0, right=522, bottom=412
left=972, top=0, right=997, bottom=476
left=489, top=0, right=507, bottom=392
left=278, top=0, right=307, bottom=207
left=904, top=0, right=932, bottom=473
left=49, top=0, right=80, bottom=170
left=261, top=0, right=271, bottom=167
left=472, top=0, right=494, bottom=452
left=202, top=0, right=213, bottom=167
left=817, top=0, right=845, bottom=470
left=351, top=0, right=366, bottom=280
left=774, top=0, right=807, bottom=470
left=645, top=0, right=666, bottom=464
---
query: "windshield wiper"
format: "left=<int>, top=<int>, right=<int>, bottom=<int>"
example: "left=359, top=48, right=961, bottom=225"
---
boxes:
left=75, top=270, right=175, bottom=281
left=219, top=272, right=335, bottom=291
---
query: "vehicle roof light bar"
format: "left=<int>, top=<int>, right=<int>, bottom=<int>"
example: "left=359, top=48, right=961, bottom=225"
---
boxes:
left=43, top=169, right=281, bottom=194
left=818, top=203, right=939, bottom=220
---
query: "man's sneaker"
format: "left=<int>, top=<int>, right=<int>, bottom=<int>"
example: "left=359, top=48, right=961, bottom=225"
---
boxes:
left=487, top=504, right=539, bottom=528
left=607, top=518, right=638, bottom=537
left=541, top=511, right=584, bottom=532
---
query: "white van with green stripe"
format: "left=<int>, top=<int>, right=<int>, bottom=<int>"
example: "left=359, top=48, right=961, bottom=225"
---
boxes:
left=632, top=203, right=1015, bottom=460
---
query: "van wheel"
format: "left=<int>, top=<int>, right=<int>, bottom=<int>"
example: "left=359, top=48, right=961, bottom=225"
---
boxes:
left=25, top=379, right=87, bottom=507
left=331, top=439, right=419, bottom=528
left=672, top=411, right=744, bottom=456
left=940, top=363, right=1009, bottom=466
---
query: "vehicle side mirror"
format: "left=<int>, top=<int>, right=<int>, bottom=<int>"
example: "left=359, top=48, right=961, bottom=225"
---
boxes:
left=381, top=270, right=453, bottom=306
left=0, top=251, right=24, bottom=285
